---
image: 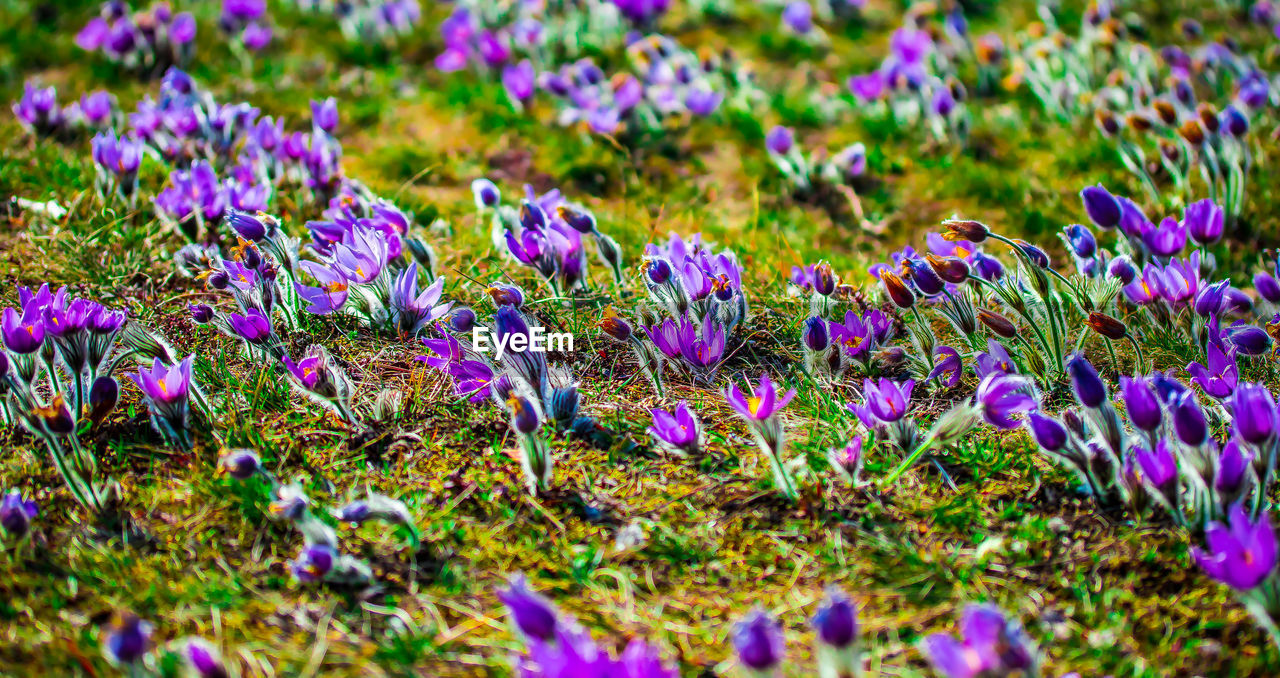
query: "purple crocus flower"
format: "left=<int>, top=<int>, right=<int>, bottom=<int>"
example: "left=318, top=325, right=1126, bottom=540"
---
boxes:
left=1025, top=412, right=1068, bottom=452
left=1108, top=255, right=1136, bottom=284
left=1080, top=185, right=1122, bottom=229
left=861, top=378, right=915, bottom=423
left=1119, top=376, right=1162, bottom=431
left=12, top=81, right=63, bottom=136
left=503, top=60, right=536, bottom=105
left=1255, top=272, right=1280, bottom=303
left=1187, top=341, right=1238, bottom=399
left=648, top=401, right=702, bottom=454
left=241, top=23, right=272, bottom=50
left=1067, top=353, right=1106, bottom=409
left=1194, top=280, right=1231, bottom=318
left=928, top=346, right=962, bottom=387
left=104, top=613, right=153, bottom=665
left=1218, top=439, right=1253, bottom=495
left=291, top=543, right=337, bottom=582
left=765, top=125, right=794, bottom=155
left=2, top=305, right=46, bottom=354
left=1185, top=198, right=1225, bottom=246
left=1136, top=441, right=1178, bottom=490
left=129, top=355, right=194, bottom=407
left=782, top=1, right=813, bottom=33
left=1230, top=383, right=1277, bottom=444
left=812, top=589, right=858, bottom=649
left=1063, top=224, right=1096, bottom=258
left=390, top=264, right=451, bottom=336
left=182, top=639, right=227, bottom=678
left=498, top=573, right=559, bottom=641
left=974, top=338, right=1015, bottom=379
left=732, top=608, right=785, bottom=671
left=217, top=449, right=262, bottom=480
left=922, top=605, right=1035, bottom=678
left=1225, top=323, right=1271, bottom=356
left=311, top=97, right=339, bottom=134
left=976, top=373, right=1036, bottom=429
left=0, top=490, right=38, bottom=537
left=847, top=71, right=886, bottom=102
left=1142, top=216, right=1188, bottom=257
left=295, top=262, right=350, bottom=315
left=1193, top=504, right=1277, bottom=590
left=828, top=311, right=873, bottom=358
left=227, top=308, right=273, bottom=344
left=1173, top=392, right=1209, bottom=446
left=726, top=373, right=796, bottom=421
left=685, top=85, right=723, bottom=116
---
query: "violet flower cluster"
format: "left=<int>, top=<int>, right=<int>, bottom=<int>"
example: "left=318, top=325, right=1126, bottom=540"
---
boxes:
left=764, top=124, right=867, bottom=193
left=1015, top=2, right=1266, bottom=219
left=478, top=179, right=624, bottom=294
left=637, top=232, right=747, bottom=382
left=498, top=574, right=677, bottom=677
left=75, top=1, right=196, bottom=76
left=845, top=13, right=971, bottom=143
left=12, top=83, right=119, bottom=139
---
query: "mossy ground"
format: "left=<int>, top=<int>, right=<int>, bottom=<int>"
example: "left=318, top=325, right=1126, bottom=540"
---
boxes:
left=2, top=0, right=1278, bottom=675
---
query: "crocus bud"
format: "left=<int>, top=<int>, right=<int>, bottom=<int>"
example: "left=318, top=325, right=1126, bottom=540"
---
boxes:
left=733, top=609, right=785, bottom=671
left=217, top=449, right=262, bottom=480
left=509, top=396, right=540, bottom=434
left=879, top=271, right=916, bottom=309
left=1218, top=439, right=1252, bottom=495
left=1173, top=392, right=1208, bottom=446
left=104, top=612, right=153, bottom=665
left=88, top=376, right=119, bottom=425
left=813, top=261, right=837, bottom=296
left=291, top=543, right=336, bottom=582
left=486, top=283, right=525, bottom=308
left=471, top=178, right=500, bottom=208
left=206, top=269, right=230, bottom=290
left=1095, top=109, right=1120, bottom=136
left=519, top=201, right=547, bottom=230
left=1153, top=99, right=1178, bottom=126
left=448, top=307, right=477, bottom=333
left=1026, top=413, right=1068, bottom=452
left=1226, top=324, right=1270, bottom=356
left=977, top=309, right=1017, bottom=338
left=241, top=244, right=262, bottom=270
left=599, top=309, right=633, bottom=342
left=645, top=258, right=673, bottom=285
left=227, top=211, right=266, bottom=241
left=812, top=589, right=859, bottom=649
left=925, top=254, right=970, bottom=284
left=1085, top=312, right=1127, bottom=340
left=1068, top=353, right=1106, bottom=409
left=941, top=219, right=990, bottom=243
left=1221, top=105, right=1249, bottom=137
left=803, top=316, right=829, bottom=351
left=183, top=639, right=228, bottom=678
left=1014, top=239, right=1050, bottom=268
left=0, top=490, right=38, bottom=537
left=1137, top=441, right=1178, bottom=491
left=35, top=395, right=75, bottom=435
left=1254, top=272, right=1280, bottom=303
left=189, top=303, right=214, bottom=324
left=904, top=259, right=946, bottom=296
left=1063, top=224, right=1096, bottom=258
left=827, top=437, right=863, bottom=483
left=1197, top=103, right=1220, bottom=133
left=555, top=205, right=596, bottom=233
left=498, top=574, right=559, bottom=641
left=1194, top=280, right=1230, bottom=317
left=765, top=125, right=794, bottom=155
left=1108, top=255, right=1136, bottom=284
left=1230, top=383, right=1277, bottom=444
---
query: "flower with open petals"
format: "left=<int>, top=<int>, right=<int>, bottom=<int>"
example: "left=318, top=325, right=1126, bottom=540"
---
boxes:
left=1194, top=504, right=1277, bottom=590
left=725, top=373, right=796, bottom=421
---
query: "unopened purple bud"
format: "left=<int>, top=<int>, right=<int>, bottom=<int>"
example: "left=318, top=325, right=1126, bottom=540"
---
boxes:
left=448, top=307, right=477, bottom=333
left=1173, top=392, right=1208, bottom=446
left=765, top=125, right=794, bottom=155
left=1067, top=353, right=1107, bottom=408
left=645, top=258, right=673, bottom=285
left=509, top=395, right=540, bottom=434
left=812, top=589, right=858, bottom=648
left=497, top=574, right=559, bottom=641
left=1026, top=412, right=1068, bottom=452
left=1108, top=255, right=1136, bottom=284
left=190, top=303, right=214, bottom=324
left=803, top=316, right=829, bottom=351
left=88, top=376, right=119, bottom=425
left=217, top=449, right=262, bottom=480
left=0, top=491, right=38, bottom=537
left=733, top=609, right=785, bottom=670
left=1254, top=272, right=1280, bottom=303
left=1081, top=185, right=1122, bottom=229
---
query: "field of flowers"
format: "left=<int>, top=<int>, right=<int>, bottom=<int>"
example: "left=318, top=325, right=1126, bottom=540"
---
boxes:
left=5, top=0, right=1280, bottom=675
